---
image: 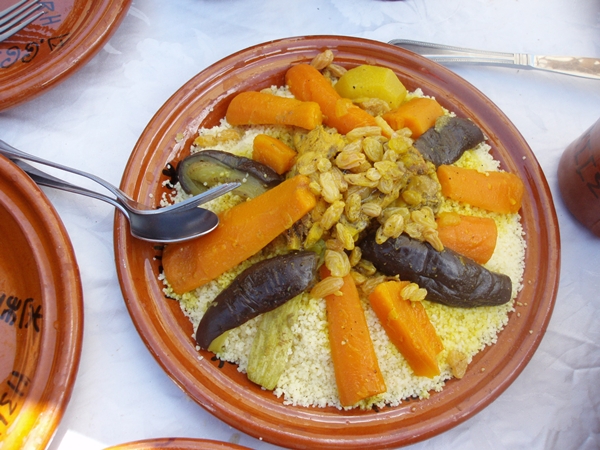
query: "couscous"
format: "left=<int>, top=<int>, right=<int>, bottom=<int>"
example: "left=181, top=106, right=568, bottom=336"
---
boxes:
left=160, top=52, right=526, bottom=410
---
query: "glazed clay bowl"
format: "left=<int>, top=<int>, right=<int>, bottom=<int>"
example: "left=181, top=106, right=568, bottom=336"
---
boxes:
left=0, top=0, right=131, bottom=111
left=114, top=36, right=560, bottom=449
left=0, top=155, right=83, bottom=449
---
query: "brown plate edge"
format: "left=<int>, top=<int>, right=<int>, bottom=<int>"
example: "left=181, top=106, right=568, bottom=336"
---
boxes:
left=105, top=437, right=252, bottom=450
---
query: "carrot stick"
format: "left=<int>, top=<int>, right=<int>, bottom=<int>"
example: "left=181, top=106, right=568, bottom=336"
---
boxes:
left=320, top=266, right=387, bottom=407
left=225, top=91, right=322, bottom=130
left=252, top=134, right=297, bottom=175
left=285, top=63, right=377, bottom=135
left=382, top=97, right=444, bottom=138
left=368, top=280, right=443, bottom=378
left=163, top=175, right=317, bottom=294
left=437, top=165, right=525, bottom=214
left=436, top=212, right=498, bottom=264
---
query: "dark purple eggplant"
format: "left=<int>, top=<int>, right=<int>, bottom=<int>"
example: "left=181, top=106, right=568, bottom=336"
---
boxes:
left=414, top=116, right=485, bottom=166
left=195, top=251, right=319, bottom=349
left=177, top=150, right=283, bottom=198
left=359, top=232, right=511, bottom=307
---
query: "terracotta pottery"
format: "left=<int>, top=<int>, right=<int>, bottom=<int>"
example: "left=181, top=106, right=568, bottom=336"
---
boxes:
left=558, top=117, right=600, bottom=236
left=114, top=36, right=561, bottom=449
left=0, top=155, right=83, bottom=448
left=0, top=0, right=131, bottom=111
left=105, top=437, right=251, bottom=450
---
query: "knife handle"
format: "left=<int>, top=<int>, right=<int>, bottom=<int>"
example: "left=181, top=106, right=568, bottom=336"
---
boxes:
left=535, top=56, right=600, bottom=80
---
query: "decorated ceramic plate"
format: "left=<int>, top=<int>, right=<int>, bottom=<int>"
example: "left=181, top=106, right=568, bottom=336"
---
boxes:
left=0, top=0, right=131, bottom=111
left=0, top=155, right=83, bottom=448
left=114, top=36, right=560, bottom=449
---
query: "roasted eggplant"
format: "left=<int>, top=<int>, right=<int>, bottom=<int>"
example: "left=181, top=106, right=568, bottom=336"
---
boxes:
left=195, top=251, right=319, bottom=349
left=414, top=116, right=485, bottom=166
left=177, top=149, right=283, bottom=198
left=359, top=232, right=512, bottom=307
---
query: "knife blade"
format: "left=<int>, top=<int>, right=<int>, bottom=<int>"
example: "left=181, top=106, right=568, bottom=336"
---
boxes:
left=389, top=39, right=600, bottom=80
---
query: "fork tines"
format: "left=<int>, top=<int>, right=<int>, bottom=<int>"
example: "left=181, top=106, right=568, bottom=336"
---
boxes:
left=0, top=0, right=45, bottom=43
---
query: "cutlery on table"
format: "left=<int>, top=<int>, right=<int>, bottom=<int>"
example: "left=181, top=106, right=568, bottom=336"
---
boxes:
left=0, top=140, right=240, bottom=243
left=389, top=39, right=600, bottom=80
left=0, top=138, right=238, bottom=215
left=0, top=0, right=44, bottom=43
left=11, top=158, right=229, bottom=243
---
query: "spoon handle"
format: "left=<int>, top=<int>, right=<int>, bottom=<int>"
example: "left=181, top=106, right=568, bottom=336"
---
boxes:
left=13, top=158, right=222, bottom=243
left=0, top=138, right=141, bottom=207
left=389, top=39, right=600, bottom=80
left=0, top=139, right=240, bottom=214
left=11, top=158, right=130, bottom=216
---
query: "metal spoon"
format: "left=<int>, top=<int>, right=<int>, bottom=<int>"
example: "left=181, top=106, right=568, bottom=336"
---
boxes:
left=0, top=138, right=234, bottom=214
left=12, top=158, right=223, bottom=243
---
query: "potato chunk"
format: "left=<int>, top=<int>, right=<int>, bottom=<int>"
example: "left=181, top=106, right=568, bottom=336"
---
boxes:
left=335, top=64, right=407, bottom=109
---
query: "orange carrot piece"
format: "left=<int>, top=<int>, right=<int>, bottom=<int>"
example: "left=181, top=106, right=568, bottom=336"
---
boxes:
left=437, top=165, right=525, bottom=214
left=436, top=212, right=498, bottom=264
left=382, top=97, right=444, bottom=138
left=225, top=91, right=322, bottom=130
left=163, top=175, right=317, bottom=294
left=368, top=280, right=443, bottom=378
left=252, top=134, right=297, bottom=175
left=285, top=63, right=377, bottom=135
left=320, top=266, right=387, bottom=407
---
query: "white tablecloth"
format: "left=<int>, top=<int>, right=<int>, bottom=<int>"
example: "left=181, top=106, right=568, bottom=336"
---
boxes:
left=2, top=1, right=599, bottom=449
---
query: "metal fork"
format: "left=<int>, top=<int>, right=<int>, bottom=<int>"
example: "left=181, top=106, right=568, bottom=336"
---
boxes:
left=0, top=0, right=44, bottom=43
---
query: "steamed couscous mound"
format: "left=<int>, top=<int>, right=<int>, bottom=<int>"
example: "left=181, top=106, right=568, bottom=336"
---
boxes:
left=160, top=62, right=526, bottom=410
